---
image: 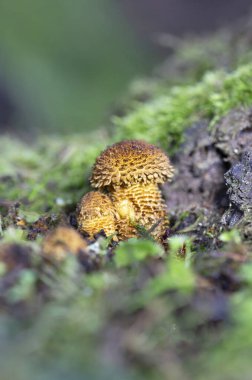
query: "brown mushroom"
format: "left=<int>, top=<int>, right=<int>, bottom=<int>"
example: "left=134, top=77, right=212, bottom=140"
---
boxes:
left=90, top=140, right=174, bottom=240
left=42, top=226, right=87, bottom=261
left=76, top=191, right=117, bottom=239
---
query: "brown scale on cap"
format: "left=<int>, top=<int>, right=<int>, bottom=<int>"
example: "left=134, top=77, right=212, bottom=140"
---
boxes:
left=42, top=226, right=87, bottom=261
left=89, top=140, right=174, bottom=240
left=90, top=140, right=174, bottom=189
left=76, top=191, right=117, bottom=239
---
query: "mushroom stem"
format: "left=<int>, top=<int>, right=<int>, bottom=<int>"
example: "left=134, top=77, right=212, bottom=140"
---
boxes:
left=112, top=198, right=137, bottom=239
left=110, top=183, right=168, bottom=240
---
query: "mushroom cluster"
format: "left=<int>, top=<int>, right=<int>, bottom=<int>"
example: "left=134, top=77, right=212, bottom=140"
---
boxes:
left=77, top=140, right=174, bottom=241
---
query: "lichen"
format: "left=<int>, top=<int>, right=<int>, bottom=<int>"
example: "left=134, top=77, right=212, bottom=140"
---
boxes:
left=221, top=151, right=252, bottom=231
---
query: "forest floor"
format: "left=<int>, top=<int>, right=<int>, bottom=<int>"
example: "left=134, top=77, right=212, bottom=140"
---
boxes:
left=0, top=21, right=252, bottom=380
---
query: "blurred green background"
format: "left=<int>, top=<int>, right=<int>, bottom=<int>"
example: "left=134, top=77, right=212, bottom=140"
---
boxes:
left=0, top=0, right=151, bottom=135
left=1, top=0, right=251, bottom=136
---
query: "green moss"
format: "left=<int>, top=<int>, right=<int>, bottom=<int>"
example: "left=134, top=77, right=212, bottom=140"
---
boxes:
left=113, top=63, right=252, bottom=154
left=0, top=135, right=105, bottom=212
left=114, top=238, right=164, bottom=268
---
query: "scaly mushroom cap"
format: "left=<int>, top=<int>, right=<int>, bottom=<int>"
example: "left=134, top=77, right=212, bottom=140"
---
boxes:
left=90, top=140, right=174, bottom=188
left=42, top=226, right=87, bottom=261
left=77, top=191, right=117, bottom=239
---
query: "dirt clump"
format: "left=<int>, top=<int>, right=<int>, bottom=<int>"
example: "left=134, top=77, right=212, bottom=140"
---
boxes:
left=213, top=107, right=252, bottom=163
left=164, top=121, right=227, bottom=213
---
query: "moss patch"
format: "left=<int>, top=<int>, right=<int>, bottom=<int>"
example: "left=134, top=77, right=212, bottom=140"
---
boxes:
left=114, top=63, right=252, bottom=154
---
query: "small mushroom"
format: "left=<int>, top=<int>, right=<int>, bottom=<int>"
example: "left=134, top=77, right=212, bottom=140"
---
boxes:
left=42, top=226, right=87, bottom=261
left=90, top=140, right=174, bottom=239
left=76, top=191, right=117, bottom=239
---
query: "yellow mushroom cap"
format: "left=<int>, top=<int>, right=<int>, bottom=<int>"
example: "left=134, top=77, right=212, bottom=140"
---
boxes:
left=42, top=226, right=87, bottom=261
left=76, top=191, right=116, bottom=239
left=90, top=140, right=174, bottom=188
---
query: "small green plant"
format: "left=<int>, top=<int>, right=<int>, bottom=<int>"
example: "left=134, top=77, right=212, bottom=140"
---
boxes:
left=114, top=238, right=164, bottom=268
left=219, top=229, right=242, bottom=244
